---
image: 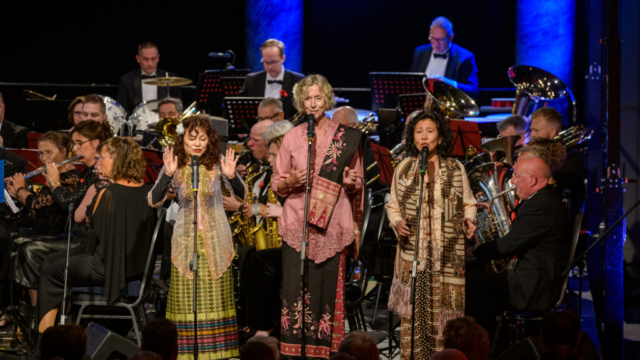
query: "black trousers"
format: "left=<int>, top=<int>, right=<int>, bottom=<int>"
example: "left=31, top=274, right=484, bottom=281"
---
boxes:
left=36, top=251, right=104, bottom=325
left=246, top=247, right=282, bottom=331
left=465, top=260, right=509, bottom=336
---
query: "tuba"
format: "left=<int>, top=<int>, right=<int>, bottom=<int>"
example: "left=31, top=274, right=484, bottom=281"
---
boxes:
left=422, top=78, right=479, bottom=119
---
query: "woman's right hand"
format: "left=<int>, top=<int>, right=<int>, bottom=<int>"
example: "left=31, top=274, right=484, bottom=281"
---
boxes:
left=396, top=215, right=410, bottom=238
left=163, top=147, right=179, bottom=177
left=286, top=163, right=307, bottom=188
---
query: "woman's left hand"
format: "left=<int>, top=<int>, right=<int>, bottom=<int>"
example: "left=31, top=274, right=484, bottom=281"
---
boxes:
left=45, top=163, right=61, bottom=184
left=342, top=166, right=358, bottom=190
left=463, top=218, right=477, bottom=239
left=221, top=148, right=239, bottom=179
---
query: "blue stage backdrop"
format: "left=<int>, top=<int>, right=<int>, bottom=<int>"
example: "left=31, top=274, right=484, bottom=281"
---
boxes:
left=245, top=0, right=303, bottom=73
left=516, top=0, right=576, bottom=87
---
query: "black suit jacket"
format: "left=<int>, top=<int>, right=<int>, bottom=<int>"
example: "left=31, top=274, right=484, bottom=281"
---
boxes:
left=1, top=119, right=29, bottom=149
left=474, top=186, right=572, bottom=311
left=238, top=69, right=305, bottom=118
left=553, top=148, right=587, bottom=222
left=409, top=43, right=479, bottom=99
left=117, top=68, right=182, bottom=114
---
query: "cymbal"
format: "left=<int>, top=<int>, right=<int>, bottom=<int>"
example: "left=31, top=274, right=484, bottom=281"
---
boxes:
left=23, top=89, right=56, bottom=101
left=142, top=76, right=193, bottom=87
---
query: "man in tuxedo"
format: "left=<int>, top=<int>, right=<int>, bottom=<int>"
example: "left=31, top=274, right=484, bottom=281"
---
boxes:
left=238, top=39, right=305, bottom=118
left=0, top=92, right=28, bottom=148
left=410, top=16, right=479, bottom=99
left=467, top=156, right=572, bottom=335
left=117, top=42, right=181, bottom=114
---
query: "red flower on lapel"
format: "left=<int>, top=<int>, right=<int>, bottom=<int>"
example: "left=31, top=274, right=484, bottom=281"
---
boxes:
left=280, top=89, right=288, bottom=98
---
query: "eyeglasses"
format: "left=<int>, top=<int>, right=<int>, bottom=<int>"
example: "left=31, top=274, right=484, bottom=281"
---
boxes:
left=73, top=139, right=91, bottom=148
left=429, top=35, right=449, bottom=44
left=37, top=150, right=59, bottom=159
left=256, top=112, right=282, bottom=121
left=94, top=155, right=112, bottom=163
left=261, top=58, right=282, bottom=66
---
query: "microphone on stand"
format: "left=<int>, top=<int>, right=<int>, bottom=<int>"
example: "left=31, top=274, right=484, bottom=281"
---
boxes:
left=307, top=114, right=315, bottom=143
left=420, top=146, right=429, bottom=175
left=60, top=202, right=75, bottom=325
left=192, top=155, right=199, bottom=192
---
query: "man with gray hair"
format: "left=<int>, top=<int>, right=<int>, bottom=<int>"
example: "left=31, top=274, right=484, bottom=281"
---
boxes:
left=158, top=98, right=183, bottom=120
left=257, top=97, right=285, bottom=122
left=410, top=16, right=479, bottom=99
left=497, top=114, right=529, bottom=146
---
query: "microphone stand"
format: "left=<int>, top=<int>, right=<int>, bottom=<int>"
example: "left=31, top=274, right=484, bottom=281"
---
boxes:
left=300, top=114, right=315, bottom=358
left=59, top=203, right=75, bottom=325
left=189, top=156, right=200, bottom=360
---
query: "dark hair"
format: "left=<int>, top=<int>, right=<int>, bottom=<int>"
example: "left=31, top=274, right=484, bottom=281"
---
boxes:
left=40, top=324, right=87, bottom=360
left=0, top=91, right=3, bottom=104
left=72, top=117, right=114, bottom=142
left=68, top=96, right=84, bottom=124
left=128, top=351, right=163, bottom=360
left=99, top=137, right=147, bottom=182
left=543, top=312, right=581, bottom=349
left=39, top=131, right=72, bottom=158
left=141, top=319, right=178, bottom=360
left=174, top=114, right=221, bottom=171
left=138, top=41, right=159, bottom=54
left=443, top=316, right=490, bottom=360
left=532, top=107, right=563, bottom=131
left=329, top=353, right=358, bottom=360
left=83, top=94, right=107, bottom=116
left=240, top=341, right=275, bottom=360
left=497, top=115, right=528, bottom=133
left=338, top=331, right=379, bottom=360
left=404, top=110, right=453, bottom=158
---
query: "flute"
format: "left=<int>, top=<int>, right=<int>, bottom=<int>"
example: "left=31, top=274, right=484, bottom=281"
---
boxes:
left=23, top=155, right=85, bottom=179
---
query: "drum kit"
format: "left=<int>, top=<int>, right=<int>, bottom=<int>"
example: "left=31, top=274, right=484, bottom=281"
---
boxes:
left=98, top=75, right=193, bottom=136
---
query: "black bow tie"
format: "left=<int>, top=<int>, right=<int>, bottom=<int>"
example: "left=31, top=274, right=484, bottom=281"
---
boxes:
left=267, top=79, right=284, bottom=85
left=141, top=74, right=157, bottom=79
left=433, top=52, right=448, bottom=59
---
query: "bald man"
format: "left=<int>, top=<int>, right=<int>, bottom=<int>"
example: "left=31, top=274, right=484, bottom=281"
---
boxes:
left=332, top=106, right=359, bottom=128
left=467, top=156, right=572, bottom=336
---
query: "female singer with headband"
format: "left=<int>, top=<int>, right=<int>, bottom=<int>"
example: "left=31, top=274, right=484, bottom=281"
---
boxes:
left=385, top=110, right=477, bottom=359
left=272, top=74, right=364, bottom=359
left=148, top=115, right=245, bottom=359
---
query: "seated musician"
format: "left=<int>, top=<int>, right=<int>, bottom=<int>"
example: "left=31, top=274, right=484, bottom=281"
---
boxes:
left=497, top=114, right=529, bottom=146
left=117, top=41, right=181, bottom=115
left=141, top=97, right=183, bottom=149
left=257, top=97, right=286, bottom=123
left=67, top=96, right=84, bottom=129
left=80, top=94, right=108, bottom=123
left=467, top=155, right=572, bottom=337
left=529, top=107, right=586, bottom=221
left=238, top=39, right=305, bottom=118
left=0, top=91, right=29, bottom=148
left=332, top=106, right=359, bottom=128
left=35, top=138, right=156, bottom=342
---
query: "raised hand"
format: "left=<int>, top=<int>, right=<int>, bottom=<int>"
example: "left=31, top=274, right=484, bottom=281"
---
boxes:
left=163, top=147, right=179, bottom=177
left=221, top=148, right=239, bottom=179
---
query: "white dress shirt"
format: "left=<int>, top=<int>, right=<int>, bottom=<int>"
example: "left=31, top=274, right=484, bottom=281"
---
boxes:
left=141, top=70, right=158, bottom=103
left=425, top=51, right=449, bottom=78
left=264, top=67, right=285, bottom=99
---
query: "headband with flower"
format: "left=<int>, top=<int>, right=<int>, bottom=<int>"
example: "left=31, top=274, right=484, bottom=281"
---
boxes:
left=176, top=123, right=185, bottom=135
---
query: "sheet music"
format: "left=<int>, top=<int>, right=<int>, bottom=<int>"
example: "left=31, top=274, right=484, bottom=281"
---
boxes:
left=3, top=189, right=20, bottom=213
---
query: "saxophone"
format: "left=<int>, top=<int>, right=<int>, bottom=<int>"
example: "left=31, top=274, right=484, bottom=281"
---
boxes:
left=264, top=174, right=282, bottom=248
left=222, top=181, right=247, bottom=246
left=242, top=160, right=270, bottom=250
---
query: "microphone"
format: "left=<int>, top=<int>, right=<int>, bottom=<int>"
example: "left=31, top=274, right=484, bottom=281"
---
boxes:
left=191, top=155, right=199, bottom=192
left=208, top=51, right=233, bottom=59
left=307, top=114, right=315, bottom=142
left=420, top=146, right=429, bottom=175
left=68, top=202, right=74, bottom=213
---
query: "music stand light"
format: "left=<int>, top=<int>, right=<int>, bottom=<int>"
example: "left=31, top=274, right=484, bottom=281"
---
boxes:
left=195, top=69, right=250, bottom=115
left=399, top=93, right=427, bottom=117
left=220, top=76, right=247, bottom=97
left=223, top=97, right=262, bottom=135
left=449, top=120, right=482, bottom=157
left=370, top=143, right=395, bottom=187
left=369, top=72, right=425, bottom=111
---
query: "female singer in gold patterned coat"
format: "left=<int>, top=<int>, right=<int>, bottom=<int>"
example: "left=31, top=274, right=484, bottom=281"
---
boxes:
left=385, top=111, right=477, bottom=359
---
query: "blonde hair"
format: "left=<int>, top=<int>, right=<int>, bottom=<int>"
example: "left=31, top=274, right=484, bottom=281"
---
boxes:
left=292, top=74, right=336, bottom=113
left=261, top=39, right=285, bottom=57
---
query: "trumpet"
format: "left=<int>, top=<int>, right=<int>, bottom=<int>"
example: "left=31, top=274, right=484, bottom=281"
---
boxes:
left=23, top=155, right=84, bottom=180
left=365, top=143, right=406, bottom=186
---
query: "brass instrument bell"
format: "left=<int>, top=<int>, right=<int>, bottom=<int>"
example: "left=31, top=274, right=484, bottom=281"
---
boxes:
left=422, top=78, right=479, bottom=119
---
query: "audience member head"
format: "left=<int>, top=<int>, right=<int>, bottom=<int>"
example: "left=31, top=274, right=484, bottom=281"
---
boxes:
left=0, top=91, right=4, bottom=122
left=261, top=39, right=286, bottom=79
left=430, top=16, right=454, bottom=54
left=258, top=98, right=285, bottom=122
left=240, top=339, right=275, bottom=360
left=71, top=120, right=114, bottom=167
left=332, top=106, right=359, bottom=128
left=98, top=137, right=146, bottom=183
left=68, top=96, right=85, bottom=125
left=497, top=115, right=529, bottom=146
left=430, top=349, right=468, bottom=360
left=40, top=324, right=87, bottom=360
left=38, top=131, right=72, bottom=166
left=264, top=120, right=294, bottom=168
left=293, top=74, right=336, bottom=120
left=521, top=138, right=566, bottom=172
left=246, top=336, right=280, bottom=360
left=530, top=108, right=563, bottom=140
left=337, top=331, right=379, bottom=360
left=442, top=316, right=489, bottom=360
left=141, top=318, right=178, bottom=360
left=512, top=156, right=551, bottom=200
left=329, top=353, right=358, bottom=360
left=158, top=98, right=183, bottom=121
left=174, top=114, right=221, bottom=170
left=128, top=351, right=163, bottom=360
left=542, top=311, right=582, bottom=358
left=137, top=41, right=160, bottom=76
left=81, top=94, right=108, bottom=123
left=405, top=110, right=453, bottom=159
left=248, top=120, right=273, bottom=160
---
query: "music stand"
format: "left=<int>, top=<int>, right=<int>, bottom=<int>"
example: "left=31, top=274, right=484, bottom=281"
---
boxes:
left=220, top=76, right=247, bottom=97
left=223, top=97, right=261, bottom=135
left=370, top=143, right=395, bottom=187
left=369, top=72, right=425, bottom=111
left=449, top=120, right=482, bottom=157
left=142, top=148, right=164, bottom=184
left=399, top=93, right=427, bottom=117
left=195, top=69, right=250, bottom=115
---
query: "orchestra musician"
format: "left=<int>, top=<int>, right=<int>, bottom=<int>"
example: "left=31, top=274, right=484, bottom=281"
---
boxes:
left=0, top=92, right=28, bottom=149
left=117, top=42, right=181, bottom=115
left=497, top=114, right=529, bottom=146
left=272, top=74, right=364, bottom=358
left=148, top=115, right=245, bottom=359
left=67, top=96, right=84, bottom=128
left=385, top=110, right=477, bottom=358
left=238, top=39, right=305, bottom=118
left=80, top=94, right=108, bottom=123
left=410, top=17, right=479, bottom=99
left=257, top=98, right=286, bottom=123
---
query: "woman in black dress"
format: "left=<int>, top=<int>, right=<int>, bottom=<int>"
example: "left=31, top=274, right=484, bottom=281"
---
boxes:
left=36, top=137, right=156, bottom=334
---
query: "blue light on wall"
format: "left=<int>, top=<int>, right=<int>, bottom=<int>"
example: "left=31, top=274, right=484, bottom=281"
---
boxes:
left=516, top=0, right=576, bottom=87
left=245, top=0, right=303, bottom=73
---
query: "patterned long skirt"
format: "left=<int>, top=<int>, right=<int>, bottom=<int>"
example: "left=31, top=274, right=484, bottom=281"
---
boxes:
left=167, top=252, right=239, bottom=359
left=280, top=243, right=346, bottom=359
